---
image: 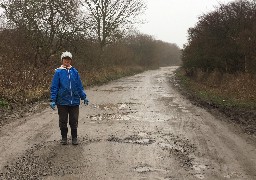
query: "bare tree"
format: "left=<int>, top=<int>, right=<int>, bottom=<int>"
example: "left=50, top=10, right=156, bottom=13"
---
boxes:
left=183, top=0, right=256, bottom=74
left=1, top=0, right=83, bottom=66
left=83, top=0, right=146, bottom=49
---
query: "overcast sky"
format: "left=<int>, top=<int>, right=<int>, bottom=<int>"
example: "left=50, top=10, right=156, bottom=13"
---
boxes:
left=136, top=0, right=235, bottom=48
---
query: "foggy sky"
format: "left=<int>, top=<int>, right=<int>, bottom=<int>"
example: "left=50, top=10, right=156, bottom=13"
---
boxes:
left=137, top=0, right=235, bottom=48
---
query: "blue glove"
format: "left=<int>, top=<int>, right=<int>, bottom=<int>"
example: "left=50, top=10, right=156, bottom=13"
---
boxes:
left=50, top=101, right=56, bottom=110
left=84, top=99, right=89, bottom=105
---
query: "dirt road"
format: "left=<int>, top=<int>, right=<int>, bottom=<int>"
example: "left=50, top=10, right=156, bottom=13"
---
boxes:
left=0, top=66, right=255, bottom=180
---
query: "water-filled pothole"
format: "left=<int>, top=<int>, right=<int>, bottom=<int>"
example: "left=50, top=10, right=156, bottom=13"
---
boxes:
left=107, top=134, right=155, bottom=145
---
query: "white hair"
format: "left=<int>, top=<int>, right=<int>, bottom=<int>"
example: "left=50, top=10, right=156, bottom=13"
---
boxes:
left=61, top=51, right=72, bottom=60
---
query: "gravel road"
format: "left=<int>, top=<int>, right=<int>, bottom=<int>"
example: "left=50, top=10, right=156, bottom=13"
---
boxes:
left=0, top=66, right=255, bottom=180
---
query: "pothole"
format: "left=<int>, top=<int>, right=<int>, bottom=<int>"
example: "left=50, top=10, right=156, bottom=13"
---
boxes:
left=134, top=164, right=154, bottom=173
left=99, top=103, right=117, bottom=110
left=192, top=164, right=207, bottom=172
left=89, top=113, right=132, bottom=121
left=100, top=86, right=128, bottom=92
left=177, top=105, right=190, bottom=113
left=107, top=134, right=155, bottom=145
left=194, top=174, right=205, bottom=179
left=157, top=133, right=197, bottom=169
left=92, top=103, right=137, bottom=112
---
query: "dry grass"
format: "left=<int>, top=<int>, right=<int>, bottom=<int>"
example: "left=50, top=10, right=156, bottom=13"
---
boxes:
left=0, top=65, right=147, bottom=126
left=0, top=65, right=145, bottom=105
left=82, top=66, right=144, bottom=86
left=177, top=69, right=256, bottom=109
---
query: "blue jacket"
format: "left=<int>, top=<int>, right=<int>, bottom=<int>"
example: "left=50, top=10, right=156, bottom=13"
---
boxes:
left=50, top=66, right=86, bottom=106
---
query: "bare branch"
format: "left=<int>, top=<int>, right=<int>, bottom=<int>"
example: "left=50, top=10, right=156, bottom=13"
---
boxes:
left=82, top=0, right=146, bottom=49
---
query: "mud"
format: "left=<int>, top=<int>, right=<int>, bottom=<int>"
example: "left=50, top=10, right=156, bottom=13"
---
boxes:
left=0, top=66, right=256, bottom=179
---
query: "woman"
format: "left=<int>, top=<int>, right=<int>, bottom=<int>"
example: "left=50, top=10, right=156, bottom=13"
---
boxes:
left=50, top=51, right=89, bottom=145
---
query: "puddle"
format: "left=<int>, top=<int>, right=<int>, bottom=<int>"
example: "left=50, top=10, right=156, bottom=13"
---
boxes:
left=159, top=97, right=174, bottom=102
left=223, top=172, right=241, bottom=179
left=93, top=103, right=136, bottom=111
left=134, top=165, right=153, bottom=173
left=193, top=164, right=207, bottom=172
left=89, top=113, right=131, bottom=121
left=100, top=86, right=127, bottom=92
left=224, top=175, right=231, bottom=179
left=134, top=164, right=169, bottom=174
left=177, top=105, right=190, bottom=113
left=118, top=103, right=128, bottom=110
left=98, top=103, right=118, bottom=110
left=88, top=102, right=139, bottom=122
left=90, top=114, right=103, bottom=121
left=194, top=174, right=205, bottom=179
left=134, top=138, right=152, bottom=144
left=138, top=132, right=148, bottom=137
left=98, top=104, right=116, bottom=110
left=162, top=94, right=174, bottom=98
left=107, top=134, right=155, bottom=145
left=180, top=109, right=190, bottom=113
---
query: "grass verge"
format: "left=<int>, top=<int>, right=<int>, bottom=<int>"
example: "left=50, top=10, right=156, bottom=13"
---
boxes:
left=174, top=68, right=256, bottom=135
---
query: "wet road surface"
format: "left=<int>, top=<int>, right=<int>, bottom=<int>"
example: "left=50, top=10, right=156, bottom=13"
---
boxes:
left=0, top=66, right=256, bottom=180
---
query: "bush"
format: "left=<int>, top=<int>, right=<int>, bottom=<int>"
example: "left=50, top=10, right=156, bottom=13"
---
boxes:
left=183, top=0, right=256, bottom=74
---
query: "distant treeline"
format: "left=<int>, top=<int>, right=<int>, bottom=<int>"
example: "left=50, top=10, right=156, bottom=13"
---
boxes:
left=0, top=0, right=181, bottom=103
left=182, top=0, right=256, bottom=75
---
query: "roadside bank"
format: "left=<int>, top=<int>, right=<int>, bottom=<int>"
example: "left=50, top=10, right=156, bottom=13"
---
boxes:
left=171, top=68, right=256, bottom=135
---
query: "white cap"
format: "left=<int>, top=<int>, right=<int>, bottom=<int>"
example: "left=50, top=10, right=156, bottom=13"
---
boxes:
left=61, top=51, right=72, bottom=60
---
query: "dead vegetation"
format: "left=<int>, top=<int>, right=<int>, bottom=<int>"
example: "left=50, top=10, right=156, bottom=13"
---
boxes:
left=173, top=68, right=256, bottom=135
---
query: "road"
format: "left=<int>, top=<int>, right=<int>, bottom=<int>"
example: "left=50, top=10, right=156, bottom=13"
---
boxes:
left=0, top=66, right=255, bottom=180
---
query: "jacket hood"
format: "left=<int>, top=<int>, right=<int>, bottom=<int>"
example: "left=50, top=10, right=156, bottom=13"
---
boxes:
left=56, top=65, right=73, bottom=70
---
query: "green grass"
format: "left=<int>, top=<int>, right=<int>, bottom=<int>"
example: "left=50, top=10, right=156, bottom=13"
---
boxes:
left=195, top=89, right=255, bottom=109
left=0, top=99, right=9, bottom=108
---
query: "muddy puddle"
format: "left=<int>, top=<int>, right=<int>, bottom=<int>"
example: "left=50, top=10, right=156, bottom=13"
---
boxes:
left=87, top=103, right=139, bottom=122
left=107, top=131, right=198, bottom=170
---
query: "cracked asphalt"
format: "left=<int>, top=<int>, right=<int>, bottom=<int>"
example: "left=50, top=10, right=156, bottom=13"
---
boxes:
left=0, top=66, right=255, bottom=180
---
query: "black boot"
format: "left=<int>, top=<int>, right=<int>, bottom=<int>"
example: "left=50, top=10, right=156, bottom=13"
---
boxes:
left=71, top=129, right=78, bottom=145
left=60, top=128, right=68, bottom=145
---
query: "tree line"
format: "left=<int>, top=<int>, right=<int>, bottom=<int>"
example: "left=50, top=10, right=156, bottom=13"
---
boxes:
left=0, top=0, right=181, bottom=103
left=182, top=0, right=256, bottom=75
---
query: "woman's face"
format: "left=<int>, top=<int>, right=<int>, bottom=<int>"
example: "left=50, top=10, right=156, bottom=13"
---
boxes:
left=62, top=58, right=72, bottom=67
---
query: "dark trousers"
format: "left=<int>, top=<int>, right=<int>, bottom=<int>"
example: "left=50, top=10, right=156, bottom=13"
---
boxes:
left=57, top=105, right=79, bottom=129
